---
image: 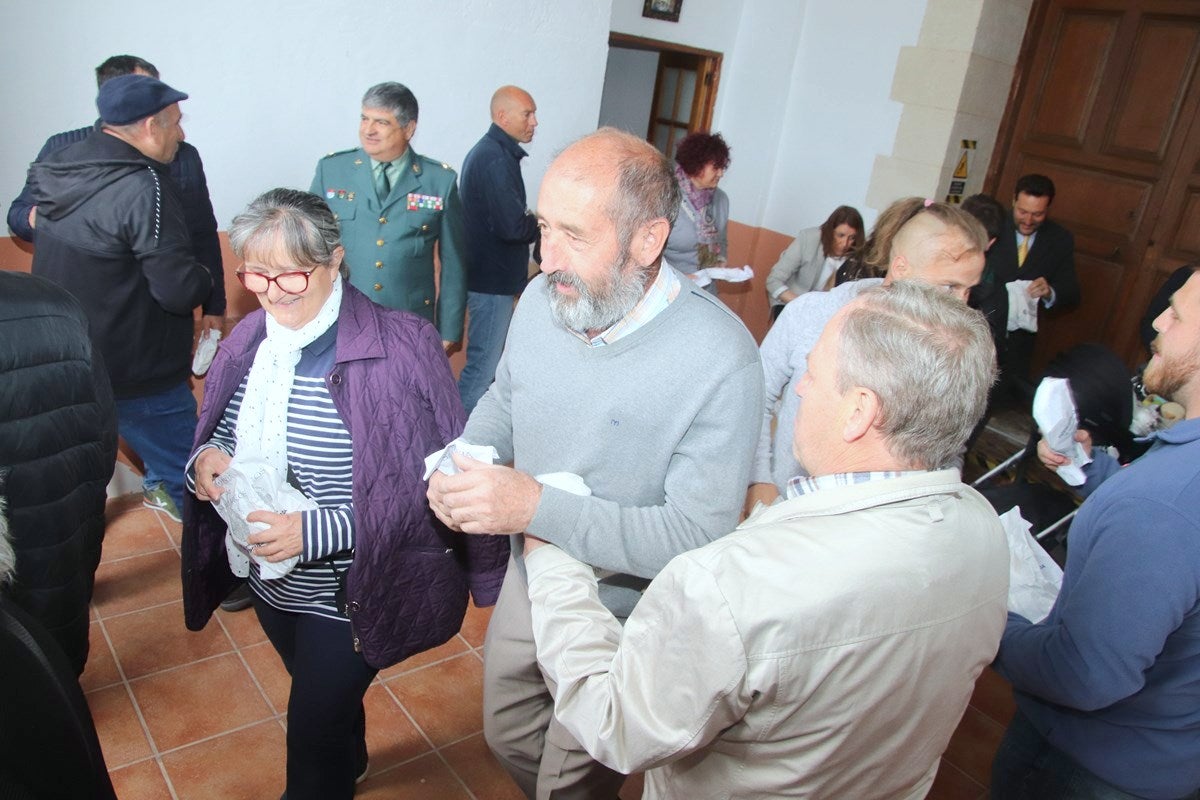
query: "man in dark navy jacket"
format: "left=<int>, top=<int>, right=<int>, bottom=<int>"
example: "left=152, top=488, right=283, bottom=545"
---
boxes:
left=457, top=85, right=540, bottom=414
left=986, top=173, right=1080, bottom=396
left=7, top=55, right=225, bottom=331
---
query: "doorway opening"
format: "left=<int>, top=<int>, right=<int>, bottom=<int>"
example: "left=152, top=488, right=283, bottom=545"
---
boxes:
left=598, top=32, right=722, bottom=160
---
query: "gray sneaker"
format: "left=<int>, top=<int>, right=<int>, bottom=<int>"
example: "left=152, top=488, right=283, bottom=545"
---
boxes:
left=142, top=485, right=182, bottom=523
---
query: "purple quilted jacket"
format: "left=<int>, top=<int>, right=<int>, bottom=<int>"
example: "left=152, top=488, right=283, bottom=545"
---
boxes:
left=181, top=282, right=508, bottom=668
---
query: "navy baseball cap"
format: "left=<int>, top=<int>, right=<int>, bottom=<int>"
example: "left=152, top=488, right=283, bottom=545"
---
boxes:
left=97, top=74, right=188, bottom=125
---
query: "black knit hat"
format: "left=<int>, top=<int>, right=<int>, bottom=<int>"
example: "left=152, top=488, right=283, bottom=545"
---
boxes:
left=97, top=74, right=188, bottom=125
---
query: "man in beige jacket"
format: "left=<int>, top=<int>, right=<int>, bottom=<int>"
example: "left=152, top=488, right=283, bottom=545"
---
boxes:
left=523, top=280, right=1009, bottom=799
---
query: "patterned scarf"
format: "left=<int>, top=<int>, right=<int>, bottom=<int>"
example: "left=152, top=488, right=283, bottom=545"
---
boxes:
left=236, top=273, right=343, bottom=474
left=674, top=164, right=722, bottom=266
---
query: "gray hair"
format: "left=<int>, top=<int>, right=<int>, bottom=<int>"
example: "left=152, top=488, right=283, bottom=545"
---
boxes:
left=228, top=189, right=346, bottom=275
left=836, top=281, right=996, bottom=469
left=362, top=82, right=419, bottom=126
left=585, top=128, right=680, bottom=255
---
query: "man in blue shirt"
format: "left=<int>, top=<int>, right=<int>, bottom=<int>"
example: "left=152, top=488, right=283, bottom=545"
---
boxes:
left=992, top=267, right=1200, bottom=799
left=457, top=86, right=540, bottom=413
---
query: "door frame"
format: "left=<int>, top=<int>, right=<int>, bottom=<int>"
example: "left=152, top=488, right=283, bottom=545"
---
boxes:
left=608, top=32, right=723, bottom=142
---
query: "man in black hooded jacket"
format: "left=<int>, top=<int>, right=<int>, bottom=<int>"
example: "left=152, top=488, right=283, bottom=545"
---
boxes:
left=29, top=74, right=211, bottom=524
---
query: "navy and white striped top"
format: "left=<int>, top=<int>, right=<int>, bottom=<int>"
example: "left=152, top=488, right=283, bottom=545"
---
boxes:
left=191, top=324, right=355, bottom=621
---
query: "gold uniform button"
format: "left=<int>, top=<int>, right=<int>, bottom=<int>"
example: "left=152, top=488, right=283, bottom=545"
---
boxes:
left=421, top=224, right=429, bottom=232
left=376, top=239, right=385, bottom=246
left=378, top=216, right=387, bottom=223
left=373, top=283, right=383, bottom=291
left=424, top=298, right=432, bottom=306
left=375, top=261, right=383, bottom=268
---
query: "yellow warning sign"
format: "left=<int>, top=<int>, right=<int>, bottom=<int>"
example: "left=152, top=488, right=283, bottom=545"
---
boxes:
left=953, top=152, right=970, bottom=179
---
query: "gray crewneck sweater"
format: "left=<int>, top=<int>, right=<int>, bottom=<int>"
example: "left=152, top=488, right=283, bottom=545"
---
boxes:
left=465, top=269, right=764, bottom=617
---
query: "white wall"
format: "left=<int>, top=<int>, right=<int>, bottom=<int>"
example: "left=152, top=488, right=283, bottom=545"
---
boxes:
left=0, top=0, right=612, bottom=231
left=598, top=48, right=659, bottom=135
left=761, top=0, right=929, bottom=232
left=4, top=0, right=973, bottom=244
left=608, top=0, right=928, bottom=233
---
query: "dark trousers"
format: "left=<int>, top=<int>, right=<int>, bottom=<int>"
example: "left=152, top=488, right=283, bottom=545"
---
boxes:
left=253, top=596, right=375, bottom=800
left=991, top=710, right=1196, bottom=800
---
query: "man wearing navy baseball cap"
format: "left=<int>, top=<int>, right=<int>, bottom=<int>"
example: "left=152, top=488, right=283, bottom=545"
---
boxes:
left=28, top=73, right=212, bottom=533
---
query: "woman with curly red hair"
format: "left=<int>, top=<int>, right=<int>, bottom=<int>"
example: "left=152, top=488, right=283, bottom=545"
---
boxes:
left=663, top=132, right=731, bottom=290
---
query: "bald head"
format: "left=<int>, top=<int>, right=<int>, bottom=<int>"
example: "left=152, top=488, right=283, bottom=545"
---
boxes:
left=491, top=85, right=538, bottom=144
left=551, top=128, right=679, bottom=255
left=887, top=204, right=987, bottom=302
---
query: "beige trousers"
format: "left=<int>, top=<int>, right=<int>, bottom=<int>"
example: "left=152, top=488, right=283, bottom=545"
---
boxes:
left=483, top=556, right=627, bottom=800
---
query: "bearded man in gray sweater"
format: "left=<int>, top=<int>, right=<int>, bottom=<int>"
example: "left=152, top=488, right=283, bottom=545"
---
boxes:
left=427, top=127, right=764, bottom=799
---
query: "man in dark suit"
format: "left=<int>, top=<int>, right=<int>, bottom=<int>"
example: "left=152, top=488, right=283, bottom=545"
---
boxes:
left=986, top=173, right=1079, bottom=396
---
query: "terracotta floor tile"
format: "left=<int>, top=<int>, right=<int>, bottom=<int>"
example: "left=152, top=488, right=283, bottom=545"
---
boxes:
left=355, top=753, right=471, bottom=800
left=440, top=733, right=525, bottom=800
left=159, top=516, right=183, bottom=548
left=240, top=641, right=291, bottom=714
left=131, top=653, right=273, bottom=752
left=377, top=633, right=469, bottom=680
left=928, top=759, right=986, bottom=800
left=101, top=503, right=174, bottom=563
left=81, top=621, right=122, bottom=692
left=363, top=683, right=431, bottom=773
left=943, top=705, right=1007, bottom=788
left=108, top=758, right=172, bottom=800
left=162, top=720, right=286, bottom=800
left=92, top=550, right=182, bottom=618
left=86, top=685, right=152, bottom=769
left=384, top=653, right=484, bottom=747
left=460, top=599, right=494, bottom=649
left=165, top=519, right=184, bottom=548
left=971, top=666, right=1017, bottom=726
left=105, top=600, right=232, bottom=679
left=215, top=604, right=268, bottom=647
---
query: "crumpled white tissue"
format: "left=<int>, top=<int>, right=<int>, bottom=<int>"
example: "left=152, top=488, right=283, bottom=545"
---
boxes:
left=1006, top=280, right=1039, bottom=333
left=691, top=265, right=754, bottom=288
left=1033, top=377, right=1091, bottom=486
left=191, top=328, right=221, bottom=376
left=423, top=439, right=500, bottom=479
left=1000, top=507, right=1063, bottom=623
left=213, top=456, right=317, bottom=580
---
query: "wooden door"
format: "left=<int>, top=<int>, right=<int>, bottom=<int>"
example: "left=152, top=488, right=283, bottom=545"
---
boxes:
left=608, top=33, right=722, bottom=158
left=989, top=0, right=1200, bottom=368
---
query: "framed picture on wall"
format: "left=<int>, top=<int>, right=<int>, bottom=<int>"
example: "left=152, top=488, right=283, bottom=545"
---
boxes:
left=642, top=0, right=682, bottom=23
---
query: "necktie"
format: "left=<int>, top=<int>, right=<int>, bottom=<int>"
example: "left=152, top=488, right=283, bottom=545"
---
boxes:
left=1017, top=236, right=1028, bottom=268
left=375, top=162, right=392, bottom=203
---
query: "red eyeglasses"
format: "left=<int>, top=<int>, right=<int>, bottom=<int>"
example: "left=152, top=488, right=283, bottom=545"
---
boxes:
left=236, top=268, right=317, bottom=294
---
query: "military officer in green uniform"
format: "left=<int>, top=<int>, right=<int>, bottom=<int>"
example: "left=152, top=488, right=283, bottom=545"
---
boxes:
left=311, top=81, right=466, bottom=349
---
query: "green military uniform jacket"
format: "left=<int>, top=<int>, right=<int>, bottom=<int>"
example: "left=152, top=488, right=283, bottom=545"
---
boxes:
left=310, top=146, right=467, bottom=342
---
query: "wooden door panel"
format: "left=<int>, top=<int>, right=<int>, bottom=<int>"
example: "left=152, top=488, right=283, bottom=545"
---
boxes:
left=1036, top=255, right=1125, bottom=362
left=1029, top=10, right=1121, bottom=147
left=1104, top=17, right=1200, bottom=162
left=990, top=0, right=1200, bottom=370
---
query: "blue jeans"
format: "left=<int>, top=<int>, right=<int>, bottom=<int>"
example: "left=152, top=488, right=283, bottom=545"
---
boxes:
left=254, top=596, right=375, bottom=800
left=458, top=291, right=516, bottom=415
left=991, top=711, right=1158, bottom=800
left=113, top=381, right=197, bottom=510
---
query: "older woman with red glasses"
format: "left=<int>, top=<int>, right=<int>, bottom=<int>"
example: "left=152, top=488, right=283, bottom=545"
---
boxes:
left=181, top=188, right=507, bottom=800
left=663, top=132, right=732, bottom=290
